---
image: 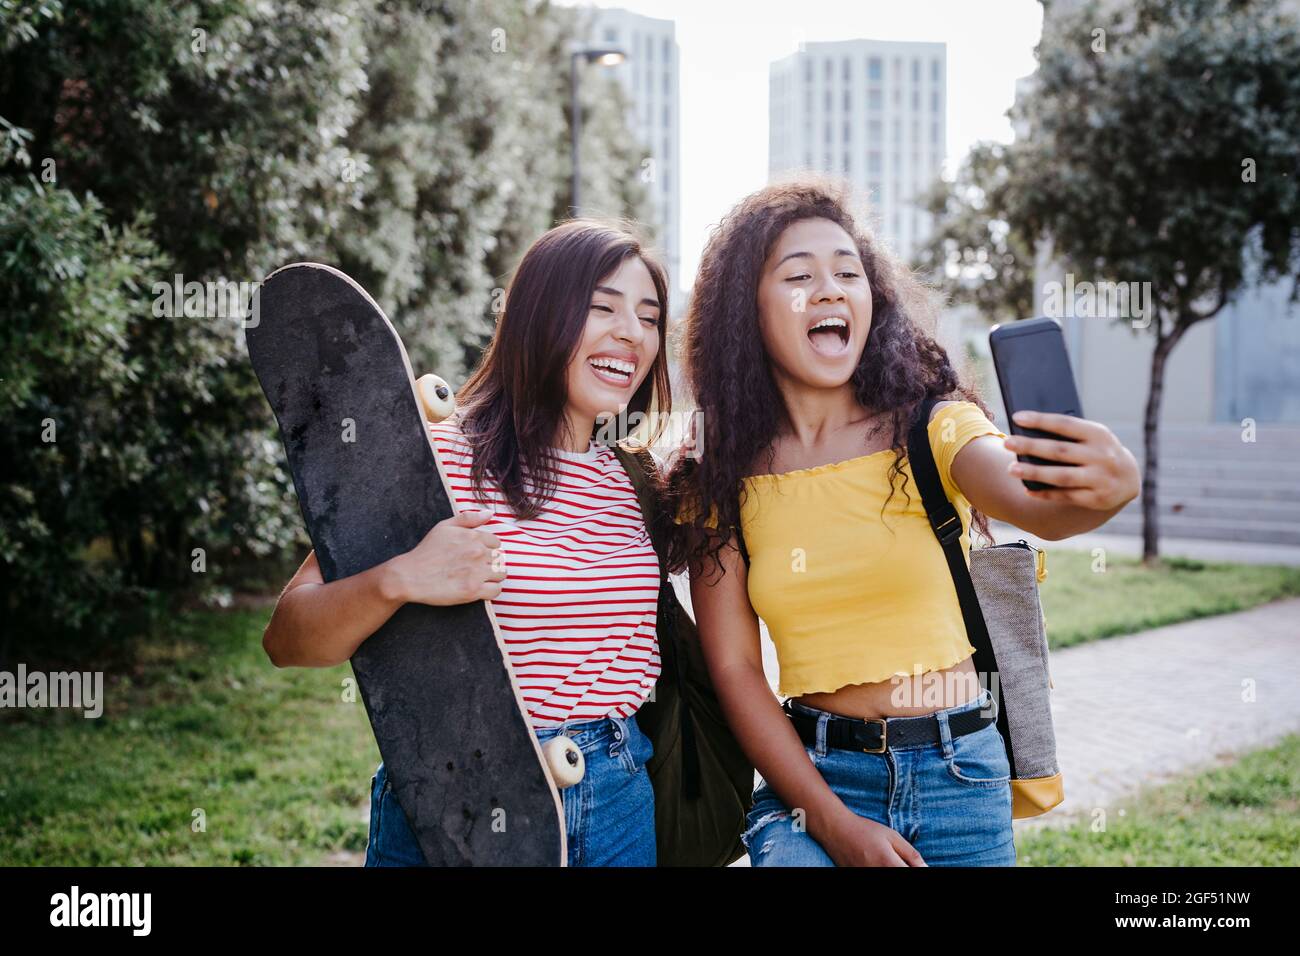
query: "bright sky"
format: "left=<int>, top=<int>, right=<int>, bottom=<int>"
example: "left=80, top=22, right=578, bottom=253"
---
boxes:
left=559, top=0, right=1044, bottom=291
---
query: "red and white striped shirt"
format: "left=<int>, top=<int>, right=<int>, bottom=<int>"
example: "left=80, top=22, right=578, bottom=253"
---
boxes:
left=427, top=418, right=662, bottom=728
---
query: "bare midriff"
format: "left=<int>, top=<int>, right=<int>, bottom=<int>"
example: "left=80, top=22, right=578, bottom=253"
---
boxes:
left=794, top=652, right=982, bottom=721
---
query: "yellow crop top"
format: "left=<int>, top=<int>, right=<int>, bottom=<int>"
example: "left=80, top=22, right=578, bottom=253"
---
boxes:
left=701, top=401, right=1007, bottom=697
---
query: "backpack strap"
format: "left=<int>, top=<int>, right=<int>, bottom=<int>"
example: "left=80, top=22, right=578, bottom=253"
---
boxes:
left=610, top=442, right=668, bottom=585
left=905, top=398, right=1014, bottom=770
left=610, top=442, right=703, bottom=798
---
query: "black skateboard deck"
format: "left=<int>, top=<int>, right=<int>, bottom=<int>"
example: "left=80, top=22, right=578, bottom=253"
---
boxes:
left=247, top=263, right=565, bottom=866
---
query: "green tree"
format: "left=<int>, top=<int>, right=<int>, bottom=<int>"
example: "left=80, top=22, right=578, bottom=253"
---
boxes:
left=2, top=0, right=370, bottom=649
left=1, top=0, right=653, bottom=649
left=332, top=0, right=651, bottom=383
left=1008, top=0, right=1300, bottom=562
left=914, top=141, right=1035, bottom=326
left=0, top=176, right=167, bottom=656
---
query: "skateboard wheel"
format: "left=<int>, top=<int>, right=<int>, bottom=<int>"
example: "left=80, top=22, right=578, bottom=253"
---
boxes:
left=542, top=736, right=585, bottom=789
left=416, top=373, right=456, bottom=423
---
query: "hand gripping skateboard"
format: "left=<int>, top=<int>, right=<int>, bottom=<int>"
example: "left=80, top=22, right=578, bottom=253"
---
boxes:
left=247, top=263, right=584, bottom=865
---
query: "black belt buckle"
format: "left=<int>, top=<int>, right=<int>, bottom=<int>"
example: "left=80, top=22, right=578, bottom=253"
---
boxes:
left=861, top=717, right=887, bottom=753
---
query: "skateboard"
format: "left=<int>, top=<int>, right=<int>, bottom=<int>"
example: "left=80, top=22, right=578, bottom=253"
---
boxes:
left=247, top=263, right=583, bottom=866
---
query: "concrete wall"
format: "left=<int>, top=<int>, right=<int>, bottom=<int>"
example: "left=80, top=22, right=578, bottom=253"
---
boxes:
left=1214, top=280, right=1300, bottom=424
left=1065, top=313, right=1216, bottom=427
left=1030, top=248, right=1216, bottom=426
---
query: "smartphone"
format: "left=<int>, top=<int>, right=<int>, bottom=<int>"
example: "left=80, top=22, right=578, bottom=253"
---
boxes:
left=989, top=317, right=1085, bottom=491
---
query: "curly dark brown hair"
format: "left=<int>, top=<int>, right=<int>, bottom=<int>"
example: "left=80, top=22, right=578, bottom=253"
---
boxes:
left=664, top=175, right=997, bottom=576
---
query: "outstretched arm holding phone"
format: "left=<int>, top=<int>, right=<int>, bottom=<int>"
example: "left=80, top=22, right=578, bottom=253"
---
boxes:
left=949, top=407, right=1140, bottom=541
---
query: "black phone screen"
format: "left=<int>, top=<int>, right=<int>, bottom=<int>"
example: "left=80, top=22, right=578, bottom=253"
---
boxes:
left=998, top=332, right=1081, bottom=419
left=989, top=317, right=1084, bottom=490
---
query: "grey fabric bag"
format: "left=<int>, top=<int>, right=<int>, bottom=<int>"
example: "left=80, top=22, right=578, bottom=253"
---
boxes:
left=908, top=398, right=1064, bottom=818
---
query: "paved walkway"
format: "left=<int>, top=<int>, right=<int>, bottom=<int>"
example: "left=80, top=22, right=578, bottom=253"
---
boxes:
left=330, top=586, right=1300, bottom=865
left=724, top=596, right=1300, bottom=862
left=675, top=576, right=1300, bottom=860
left=1014, top=595, right=1300, bottom=835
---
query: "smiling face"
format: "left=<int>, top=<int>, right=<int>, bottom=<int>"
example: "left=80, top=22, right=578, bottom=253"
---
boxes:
left=756, top=217, right=873, bottom=391
left=560, top=254, right=663, bottom=446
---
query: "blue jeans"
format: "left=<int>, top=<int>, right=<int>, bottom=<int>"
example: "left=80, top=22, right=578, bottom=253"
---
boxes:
left=743, top=687, right=1016, bottom=866
left=364, top=713, right=656, bottom=867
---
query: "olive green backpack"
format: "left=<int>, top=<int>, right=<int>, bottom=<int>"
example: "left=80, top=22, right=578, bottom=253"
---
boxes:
left=610, top=443, right=755, bottom=867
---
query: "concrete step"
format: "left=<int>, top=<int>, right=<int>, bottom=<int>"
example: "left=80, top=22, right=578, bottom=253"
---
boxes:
left=1110, top=435, right=1300, bottom=459
left=1145, top=479, right=1300, bottom=501
left=1124, top=452, right=1300, bottom=466
left=1112, top=429, right=1300, bottom=439
left=1125, top=460, right=1300, bottom=481
left=1099, top=513, right=1300, bottom=546
left=1116, top=497, right=1300, bottom=523
left=998, top=424, right=1300, bottom=545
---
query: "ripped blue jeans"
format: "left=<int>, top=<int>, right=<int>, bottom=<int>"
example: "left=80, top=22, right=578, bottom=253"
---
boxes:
left=364, top=713, right=656, bottom=867
left=743, top=687, right=1016, bottom=866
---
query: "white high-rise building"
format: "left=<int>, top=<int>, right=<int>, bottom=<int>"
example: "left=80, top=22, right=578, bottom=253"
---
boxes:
left=586, top=6, right=682, bottom=305
left=769, top=39, right=947, bottom=263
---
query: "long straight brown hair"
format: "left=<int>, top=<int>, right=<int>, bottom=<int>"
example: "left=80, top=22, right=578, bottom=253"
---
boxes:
left=456, top=219, right=672, bottom=519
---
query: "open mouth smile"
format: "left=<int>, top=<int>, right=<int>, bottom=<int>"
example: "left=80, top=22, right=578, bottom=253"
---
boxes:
left=587, top=354, right=637, bottom=388
left=806, top=314, right=851, bottom=356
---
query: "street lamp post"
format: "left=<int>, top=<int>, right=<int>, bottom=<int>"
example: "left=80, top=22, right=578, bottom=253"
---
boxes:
left=570, top=47, right=627, bottom=217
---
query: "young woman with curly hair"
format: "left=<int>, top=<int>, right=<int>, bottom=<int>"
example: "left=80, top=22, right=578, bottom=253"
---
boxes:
left=665, top=177, right=1139, bottom=867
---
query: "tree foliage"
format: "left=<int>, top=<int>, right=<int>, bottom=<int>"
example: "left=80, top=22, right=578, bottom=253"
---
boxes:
left=914, top=141, right=1035, bottom=325
left=1, top=0, right=649, bottom=649
left=1010, top=0, right=1300, bottom=330
left=1007, top=0, right=1300, bottom=559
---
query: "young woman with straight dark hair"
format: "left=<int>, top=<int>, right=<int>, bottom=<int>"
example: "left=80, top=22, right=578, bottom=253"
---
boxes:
left=666, top=177, right=1139, bottom=867
left=262, top=219, right=673, bottom=866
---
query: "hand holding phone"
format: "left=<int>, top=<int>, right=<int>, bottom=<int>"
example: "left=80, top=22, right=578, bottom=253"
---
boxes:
left=989, top=317, right=1084, bottom=491
left=989, top=318, right=1141, bottom=512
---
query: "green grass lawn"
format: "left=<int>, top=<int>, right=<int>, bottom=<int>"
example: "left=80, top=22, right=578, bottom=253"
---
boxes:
left=1016, top=733, right=1300, bottom=866
left=0, top=608, right=377, bottom=866
left=1037, top=549, right=1300, bottom=650
left=2, top=549, right=1297, bottom=865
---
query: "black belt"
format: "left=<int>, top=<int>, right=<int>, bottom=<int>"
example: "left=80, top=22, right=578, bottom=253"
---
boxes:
left=782, top=697, right=994, bottom=754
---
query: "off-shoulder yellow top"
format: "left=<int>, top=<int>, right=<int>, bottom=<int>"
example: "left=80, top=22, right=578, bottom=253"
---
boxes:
left=706, top=401, right=1007, bottom=697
